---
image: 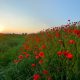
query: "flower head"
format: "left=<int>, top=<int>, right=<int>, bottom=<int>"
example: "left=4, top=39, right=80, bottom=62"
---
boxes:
left=14, top=60, right=19, bottom=64
left=66, top=53, right=73, bottom=59
left=32, top=63, right=36, bottom=67
left=43, top=70, right=48, bottom=74
left=25, top=53, right=30, bottom=58
left=33, top=74, right=40, bottom=80
left=69, top=40, right=75, bottom=44
left=35, top=55, right=40, bottom=59
left=18, top=55, right=23, bottom=60
left=57, top=51, right=63, bottom=56
left=41, top=44, right=46, bottom=49
left=39, top=52, right=45, bottom=58
left=39, top=60, right=43, bottom=64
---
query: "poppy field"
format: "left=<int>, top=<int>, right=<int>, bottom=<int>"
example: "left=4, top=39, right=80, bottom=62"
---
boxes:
left=0, top=22, right=80, bottom=80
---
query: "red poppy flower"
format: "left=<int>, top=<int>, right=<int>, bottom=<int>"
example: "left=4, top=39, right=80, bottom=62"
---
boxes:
left=25, top=54, right=30, bottom=58
left=57, top=51, right=63, bottom=56
left=18, top=55, right=23, bottom=60
left=55, top=32, right=60, bottom=38
left=41, top=44, right=46, bottom=49
left=66, top=53, right=73, bottom=59
left=47, top=76, right=52, bottom=80
left=73, top=29, right=80, bottom=35
left=43, top=70, right=48, bottom=74
left=39, top=52, right=45, bottom=58
left=69, top=40, right=75, bottom=44
left=32, top=63, right=36, bottom=67
left=39, top=60, right=43, bottom=64
left=22, top=52, right=27, bottom=55
left=24, top=45, right=30, bottom=50
left=35, top=37, right=40, bottom=43
left=14, top=60, right=19, bottom=64
left=33, top=74, right=40, bottom=80
left=35, top=55, right=40, bottom=59
left=63, top=50, right=69, bottom=56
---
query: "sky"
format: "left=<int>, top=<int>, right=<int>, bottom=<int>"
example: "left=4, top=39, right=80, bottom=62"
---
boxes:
left=0, top=0, right=80, bottom=33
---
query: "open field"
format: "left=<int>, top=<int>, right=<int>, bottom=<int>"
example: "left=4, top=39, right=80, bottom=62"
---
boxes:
left=0, top=34, right=25, bottom=69
left=0, top=23, right=80, bottom=80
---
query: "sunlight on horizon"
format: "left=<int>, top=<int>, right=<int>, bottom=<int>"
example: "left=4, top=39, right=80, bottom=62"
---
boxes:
left=0, top=24, right=5, bottom=32
left=0, top=0, right=80, bottom=33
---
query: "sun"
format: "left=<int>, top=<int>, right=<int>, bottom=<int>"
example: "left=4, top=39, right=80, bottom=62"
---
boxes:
left=0, top=24, right=4, bottom=32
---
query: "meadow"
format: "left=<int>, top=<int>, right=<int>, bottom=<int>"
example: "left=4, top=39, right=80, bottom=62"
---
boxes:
left=0, top=22, right=80, bottom=80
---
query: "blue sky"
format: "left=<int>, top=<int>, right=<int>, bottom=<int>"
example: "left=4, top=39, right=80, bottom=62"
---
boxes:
left=0, top=0, right=80, bottom=33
